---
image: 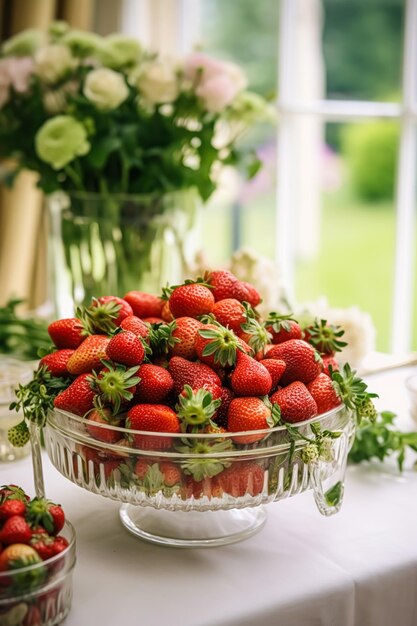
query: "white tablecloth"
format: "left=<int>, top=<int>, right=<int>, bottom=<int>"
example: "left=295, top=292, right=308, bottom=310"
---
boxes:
left=1, top=365, right=417, bottom=626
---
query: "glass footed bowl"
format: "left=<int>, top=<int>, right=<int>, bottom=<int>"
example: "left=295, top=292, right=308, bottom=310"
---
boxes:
left=44, top=406, right=355, bottom=548
left=0, top=521, right=76, bottom=626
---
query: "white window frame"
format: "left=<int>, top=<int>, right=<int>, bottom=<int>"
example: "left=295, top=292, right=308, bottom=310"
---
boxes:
left=277, top=0, right=417, bottom=355
left=125, top=0, right=417, bottom=354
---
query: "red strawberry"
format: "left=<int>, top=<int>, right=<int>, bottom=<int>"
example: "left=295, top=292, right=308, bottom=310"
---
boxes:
left=53, top=373, right=95, bottom=416
left=86, top=407, right=122, bottom=444
left=322, top=354, right=339, bottom=377
left=168, top=356, right=221, bottom=394
left=47, top=318, right=84, bottom=349
left=239, top=281, right=261, bottom=307
left=170, top=317, right=203, bottom=360
left=0, top=543, right=41, bottom=571
left=169, top=282, right=214, bottom=319
left=214, top=386, right=234, bottom=429
left=211, top=298, right=246, bottom=333
left=27, top=498, right=65, bottom=535
left=0, top=515, right=32, bottom=545
left=50, top=535, right=69, bottom=556
left=133, top=459, right=181, bottom=488
left=181, top=475, right=224, bottom=500
left=161, top=300, right=174, bottom=322
left=135, top=364, right=174, bottom=403
left=126, top=404, right=180, bottom=450
left=259, top=358, right=286, bottom=390
left=265, top=313, right=302, bottom=344
left=159, top=462, right=182, bottom=487
left=120, top=315, right=150, bottom=341
left=106, top=330, right=145, bottom=366
left=230, top=351, right=272, bottom=396
left=96, top=296, right=133, bottom=325
left=30, top=533, right=55, bottom=561
left=205, top=269, right=238, bottom=301
left=39, top=349, right=74, bottom=377
left=0, top=499, right=26, bottom=520
left=133, top=457, right=153, bottom=480
left=270, top=381, right=317, bottom=423
left=227, top=397, right=280, bottom=444
left=142, top=317, right=165, bottom=324
left=123, top=291, right=164, bottom=319
left=218, top=461, right=264, bottom=497
left=66, top=335, right=110, bottom=375
left=101, top=458, right=123, bottom=481
left=232, top=281, right=261, bottom=307
left=306, top=373, right=342, bottom=415
left=265, top=339, right=322, bottom=385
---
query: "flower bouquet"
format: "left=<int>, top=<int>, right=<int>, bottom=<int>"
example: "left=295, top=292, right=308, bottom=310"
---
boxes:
left=0, top=22, right=271, bottom=313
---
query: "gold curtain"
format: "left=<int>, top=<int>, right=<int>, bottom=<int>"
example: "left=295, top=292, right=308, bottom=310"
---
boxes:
left=0, top=0, right=95, bottom=310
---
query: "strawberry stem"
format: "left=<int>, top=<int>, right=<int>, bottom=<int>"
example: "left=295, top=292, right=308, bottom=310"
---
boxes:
left=305, top=318, right=347, bottom=354
left=87, top=361, right=140, bottom=415
left=198, top=324, right=242, bottom=367
left=176, top=385, right=221, bottom=432
left=77, top=298, right=121, bottom=335
left=176, top=439, right=233, bottom=480
left=330, top=363, right=378, bottom=424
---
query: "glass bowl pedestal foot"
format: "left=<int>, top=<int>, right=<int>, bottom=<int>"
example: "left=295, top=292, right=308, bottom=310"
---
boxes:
left=119, top=504, right=267, bottom=548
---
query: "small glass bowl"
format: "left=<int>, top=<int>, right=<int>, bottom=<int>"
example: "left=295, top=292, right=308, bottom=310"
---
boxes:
left=45, top=405, right=355, bottom=547
left=405, top=373, right=417, bottom=425
left=0, top=357, right=35, bottom=462
left=0, top=521, right=76, bottom=625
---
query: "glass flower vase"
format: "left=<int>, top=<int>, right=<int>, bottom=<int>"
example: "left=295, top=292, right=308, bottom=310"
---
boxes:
left=47, top=188, right=201, bottom=317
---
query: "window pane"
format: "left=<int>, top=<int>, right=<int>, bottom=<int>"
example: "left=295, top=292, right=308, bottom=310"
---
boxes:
left=295, top=121, right=403, bottom=353
left=322, top=0, right=405, bottom=102
left=199, top=0, right=279, bottom=265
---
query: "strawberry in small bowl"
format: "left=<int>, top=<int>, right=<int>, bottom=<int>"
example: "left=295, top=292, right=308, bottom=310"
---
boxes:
left=0, top=486, right=76, bottom=626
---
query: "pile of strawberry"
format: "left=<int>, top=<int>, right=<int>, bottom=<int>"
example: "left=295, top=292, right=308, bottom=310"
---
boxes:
left=0, top=485, right=68, bottom=593
left=9, top=269, right=375, bottom=500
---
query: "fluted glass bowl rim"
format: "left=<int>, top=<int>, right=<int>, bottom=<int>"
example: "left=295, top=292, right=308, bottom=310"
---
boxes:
left=48, top=404, right=351, bottom=459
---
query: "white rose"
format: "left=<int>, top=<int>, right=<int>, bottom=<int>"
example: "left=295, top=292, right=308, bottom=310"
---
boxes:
left=134, top=61, right=179, bottom=105
left=83, top=67, right=129, bottom=111
left=35, top=44, right=75, bottom=83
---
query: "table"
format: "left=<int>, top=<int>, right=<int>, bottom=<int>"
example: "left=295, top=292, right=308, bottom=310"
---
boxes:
left=1, top=364, right=417, bottom=626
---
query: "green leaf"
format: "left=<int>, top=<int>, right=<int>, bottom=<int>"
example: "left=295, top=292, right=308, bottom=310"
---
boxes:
left=348, top=410, right=417, bottom=472
left=325, top=481, right=343, bottom=507
left=86, top=136, right=122, bottom=169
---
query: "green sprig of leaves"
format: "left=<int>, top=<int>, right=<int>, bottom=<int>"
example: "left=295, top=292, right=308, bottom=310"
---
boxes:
left=8, top=366, right=71, bottom=446
left=348, top=410, right=417, bottom=472
left=0, top=299, right=51, bottom=360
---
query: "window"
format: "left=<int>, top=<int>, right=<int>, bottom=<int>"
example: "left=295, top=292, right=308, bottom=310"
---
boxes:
left=123, top=0, right=417, bottom=354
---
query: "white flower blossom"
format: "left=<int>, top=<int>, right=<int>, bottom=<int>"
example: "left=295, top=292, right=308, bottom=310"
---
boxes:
left=35, top=45, right=76, bottom=83
left=84, top=68, right=129, bottom=111
left=294, top=298, right=376, bottom=368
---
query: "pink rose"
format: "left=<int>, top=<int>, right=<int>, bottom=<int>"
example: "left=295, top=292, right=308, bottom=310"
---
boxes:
left=184, top=52, right=227, bottom=82
left=0, top=56, right=33, bottom=107
left=7, top=56, right=34, bottom=92
left=196, top=74, right=238, bottom=113
left=184, top=52, right=247, bottom=113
